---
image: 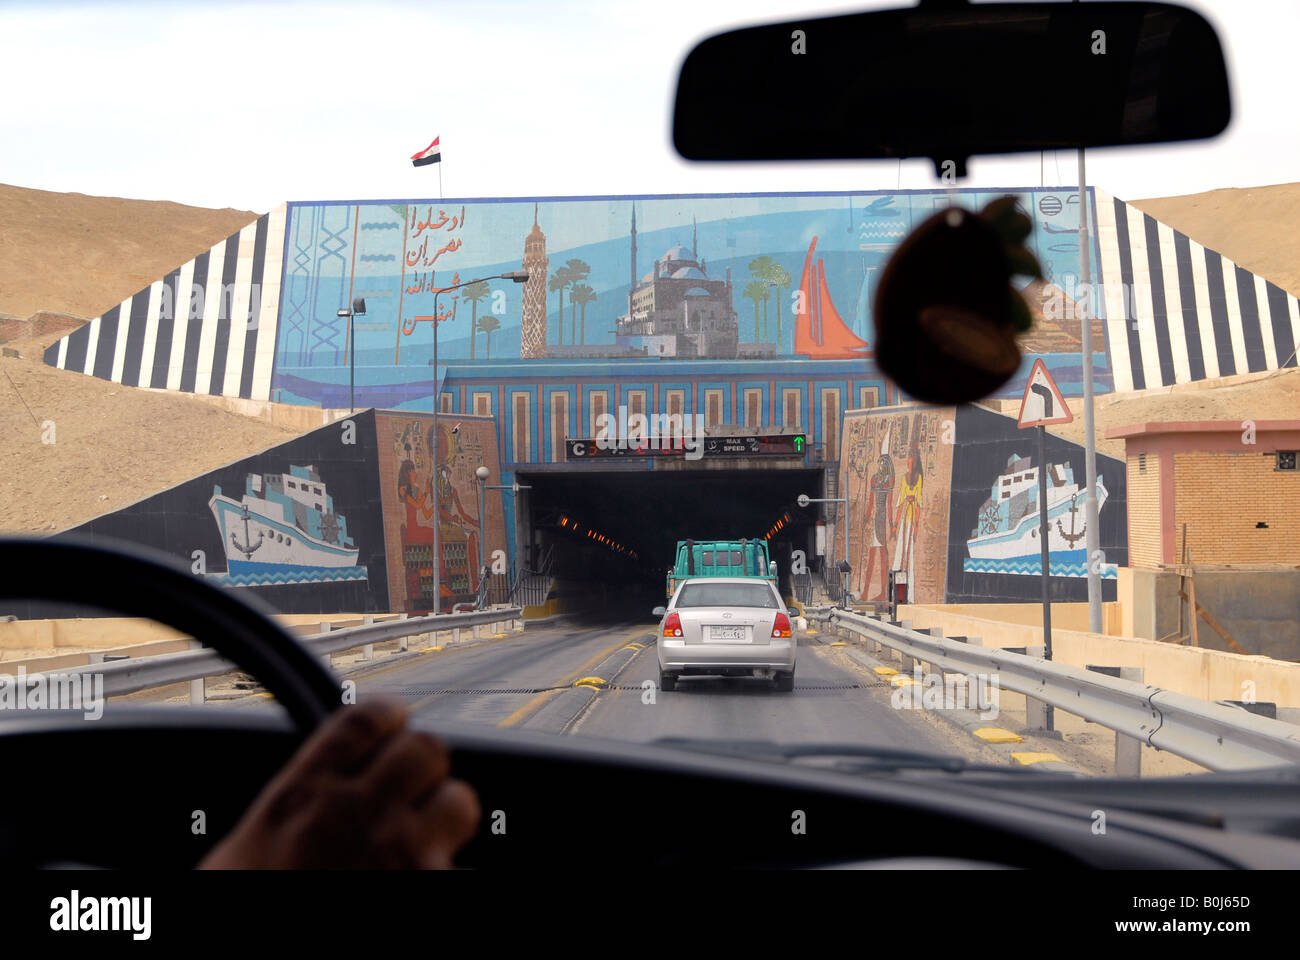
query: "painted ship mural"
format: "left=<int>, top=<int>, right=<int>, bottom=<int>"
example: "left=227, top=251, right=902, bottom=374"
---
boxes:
left=207, top=465, right=368, bottom=586
left=964, top=454, right=1118, bottom=579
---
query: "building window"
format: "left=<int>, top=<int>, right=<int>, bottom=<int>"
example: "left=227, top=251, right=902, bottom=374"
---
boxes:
left=1138, top=453, right=1147, bottom=474
left=1278, top=451, right=1297, bottom=471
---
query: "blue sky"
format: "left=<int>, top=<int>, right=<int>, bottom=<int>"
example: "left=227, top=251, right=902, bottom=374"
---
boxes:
left=4, top=0, right=1297, bottom=212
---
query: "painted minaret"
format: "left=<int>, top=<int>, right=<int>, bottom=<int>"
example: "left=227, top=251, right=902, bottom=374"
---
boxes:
left=520, top=203, right=549, bottom=358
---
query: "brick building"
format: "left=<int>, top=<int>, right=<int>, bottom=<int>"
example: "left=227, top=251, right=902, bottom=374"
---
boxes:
left=1109, top=420, right=1300, bottom=659
left=1109, top=420, right=1300, bottom=566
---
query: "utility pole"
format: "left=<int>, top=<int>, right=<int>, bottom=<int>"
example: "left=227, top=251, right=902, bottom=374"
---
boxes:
left=1078, top=149, right=1103, bottom=634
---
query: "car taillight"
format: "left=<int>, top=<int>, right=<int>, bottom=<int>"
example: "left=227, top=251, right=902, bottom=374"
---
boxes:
left=663, top=611, right=683, bottom=637
left=772, top=612, right=792, bottom=639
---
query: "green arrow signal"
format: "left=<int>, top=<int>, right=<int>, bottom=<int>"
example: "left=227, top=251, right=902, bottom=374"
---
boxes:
left=794, top=435, right=805, bottom=452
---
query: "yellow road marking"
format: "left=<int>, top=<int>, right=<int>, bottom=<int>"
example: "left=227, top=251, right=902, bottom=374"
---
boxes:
left=873, top=666, right=899, bottom=676
left=828, top=641, right=847, bottom=647
left=497, top=631, right=645, bottom=728
left=888, top=675, right=916, bottom=687
left=1011, top=752, right=1063, bottom=765
left=973, top=727, right=1024, bottom=744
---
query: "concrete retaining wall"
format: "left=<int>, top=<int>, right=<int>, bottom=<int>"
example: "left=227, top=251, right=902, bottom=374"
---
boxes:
left=897, top=605, right=1300, bottom=707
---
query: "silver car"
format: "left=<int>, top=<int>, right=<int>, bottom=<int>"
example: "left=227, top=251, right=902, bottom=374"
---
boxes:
left=654, top=577, right=796, bottom=692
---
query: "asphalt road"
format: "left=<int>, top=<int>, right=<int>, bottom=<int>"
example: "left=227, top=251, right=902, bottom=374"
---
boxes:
left=351, top=619, right=968, bottom=758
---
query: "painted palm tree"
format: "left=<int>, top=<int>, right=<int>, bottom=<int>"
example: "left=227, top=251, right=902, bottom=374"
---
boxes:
left=749, top=256, right=777, bottom=339
left=742, top=280, right=768, bottom=342
left=460, top=280, right=490, bottom=359
left=569, top=283, right=596, bottom=345
left=549, top=268, right=573, bottom=345
left=476, top=314, right=501, bottom=359
left=564, top=259, right=591, bottom=344
left=768, top=264, right=792, bottom=350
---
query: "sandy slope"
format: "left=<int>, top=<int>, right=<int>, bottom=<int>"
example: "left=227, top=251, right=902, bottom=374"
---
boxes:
left=0, top=183, right=255, bottom=320
left=1130, top=181, right=1300, bottom=299
left=0, top=329, right=298, bottom=533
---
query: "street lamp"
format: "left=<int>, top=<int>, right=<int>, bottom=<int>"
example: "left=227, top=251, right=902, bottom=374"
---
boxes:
left=473, top=466, right=533, bottom=609
left=797, top=492, right=851, bottom=606
left=428, top=271, right=528, bottom=613
left=474, top=466, right=490, bottom=585
left=336, top=297, right=366, bottom=414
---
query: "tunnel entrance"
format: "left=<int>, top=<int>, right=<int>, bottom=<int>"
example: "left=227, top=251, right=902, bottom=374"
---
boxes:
left=518, top=465, right=824, bottom=617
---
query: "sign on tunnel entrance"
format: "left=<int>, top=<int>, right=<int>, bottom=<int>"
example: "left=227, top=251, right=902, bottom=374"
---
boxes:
left=564, top=434, right=806, bottom=460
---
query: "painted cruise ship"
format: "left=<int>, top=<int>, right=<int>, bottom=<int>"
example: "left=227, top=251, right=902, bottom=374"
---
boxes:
left=964, top=454, right=1114, bottom=578
left=208, top=464, right=366, bottom=585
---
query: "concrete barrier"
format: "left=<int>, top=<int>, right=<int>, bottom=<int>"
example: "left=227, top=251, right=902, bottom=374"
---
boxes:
left=896, top=606, right=1300, bottom=708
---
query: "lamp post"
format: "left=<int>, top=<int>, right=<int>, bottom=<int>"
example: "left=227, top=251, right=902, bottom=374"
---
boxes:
left=426, top=271, right=528, bottom=613
left=474, top=467, right=533, bottom=607
left=336, top=298, right=366, bottom=414
left=474, top=466, right=490, bottom=584
left=797, top=493, right=851, bottom=606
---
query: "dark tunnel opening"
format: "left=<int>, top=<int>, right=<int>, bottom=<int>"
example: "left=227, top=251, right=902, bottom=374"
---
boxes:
left=520, top=466, right=822, bottom=622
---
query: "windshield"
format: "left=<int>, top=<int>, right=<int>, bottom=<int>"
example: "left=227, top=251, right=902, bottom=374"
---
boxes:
left=676, top=582, right=779, bottom=609
left=2, top=0, right=1298, bottom=801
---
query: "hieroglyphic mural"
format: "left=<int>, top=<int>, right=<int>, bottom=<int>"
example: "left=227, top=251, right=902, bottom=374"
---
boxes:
left=840, top=405, right=955, bottom=604
left=374, top=412, right=504, bottom=614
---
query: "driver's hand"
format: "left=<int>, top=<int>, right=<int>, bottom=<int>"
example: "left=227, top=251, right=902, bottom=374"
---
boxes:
left=199, top=698, right=479, bottom=869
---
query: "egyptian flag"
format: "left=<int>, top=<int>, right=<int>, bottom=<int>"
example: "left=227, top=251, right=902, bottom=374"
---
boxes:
left=411, top=136, right=441, bottom=167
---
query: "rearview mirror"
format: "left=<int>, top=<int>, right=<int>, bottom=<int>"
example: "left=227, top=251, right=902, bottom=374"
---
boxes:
left=652, top=606, right=667, bottom=618
left=673, top=1, right=1230, bottom=175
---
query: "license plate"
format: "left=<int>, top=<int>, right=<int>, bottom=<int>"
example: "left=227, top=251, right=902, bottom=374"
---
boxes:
left=709, top=625, right=747, bottom=642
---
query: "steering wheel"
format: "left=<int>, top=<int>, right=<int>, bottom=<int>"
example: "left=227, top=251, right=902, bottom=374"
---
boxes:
left=0, top=536, right=342, bottom=731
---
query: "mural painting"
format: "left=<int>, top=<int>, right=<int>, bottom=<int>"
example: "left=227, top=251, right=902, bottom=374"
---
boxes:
left=271, top=189, right=1109, bottom=410
left=208, top=463, right=367, bottom=587
left=54, top=412, right=389, bottom=614
left=946, top=404, right=1127, bottom=603
left=840, top=405, right=954, bottom=605
left=375, top=412, right=505, bottom=614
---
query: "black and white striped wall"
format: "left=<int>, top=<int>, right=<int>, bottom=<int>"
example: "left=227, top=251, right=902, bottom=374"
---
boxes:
left=1093, top=187, right=1300, bottom=392
left=42, top=204, right=286, bottom=400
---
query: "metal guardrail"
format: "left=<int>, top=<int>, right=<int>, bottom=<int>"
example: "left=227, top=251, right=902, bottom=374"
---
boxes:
left=815, top=607, right=1300, bottom=772
left=3, top=607, right=523, bottom=701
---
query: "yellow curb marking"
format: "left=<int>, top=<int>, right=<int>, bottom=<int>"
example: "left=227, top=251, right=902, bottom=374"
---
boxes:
left=973, top=727, right=1024, bottom=744
left=1011, top=752, right=1063, bottom=766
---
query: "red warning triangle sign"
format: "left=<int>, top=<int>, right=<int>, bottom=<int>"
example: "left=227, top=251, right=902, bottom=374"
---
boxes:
left=1017, top=358, right=1074, bottom=429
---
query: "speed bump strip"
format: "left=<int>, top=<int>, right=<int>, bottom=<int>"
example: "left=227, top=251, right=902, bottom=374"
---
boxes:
left=1011, top=752, right=1063, bottom=766
left=873, top=666, right=899, bottom=676
left=973, top=727, right=1024, bottom=744
left=829, top=641, right=847, bottom=647
left=574, top=676, right=608, bottom=689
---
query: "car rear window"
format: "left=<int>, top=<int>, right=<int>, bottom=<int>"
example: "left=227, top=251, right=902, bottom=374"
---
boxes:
left=676, top=582, right=778, bottom=609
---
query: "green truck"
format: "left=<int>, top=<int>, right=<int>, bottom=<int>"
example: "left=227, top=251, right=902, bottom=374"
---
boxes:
left=666, top=539, right=778, bottom=598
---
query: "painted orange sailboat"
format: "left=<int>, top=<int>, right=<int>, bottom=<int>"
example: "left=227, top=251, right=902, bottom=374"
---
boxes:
left=794, top=237, right=873, bottom=359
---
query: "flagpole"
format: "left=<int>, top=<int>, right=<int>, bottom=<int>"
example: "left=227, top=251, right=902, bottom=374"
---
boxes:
left=438, top=161, right=443, bottom=201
